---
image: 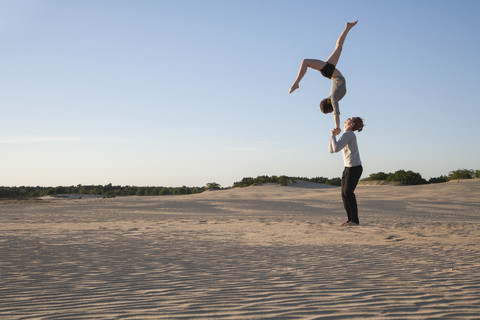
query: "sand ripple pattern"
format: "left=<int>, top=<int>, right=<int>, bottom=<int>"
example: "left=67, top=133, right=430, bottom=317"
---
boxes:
left=1, top=180, right=480, bottom=319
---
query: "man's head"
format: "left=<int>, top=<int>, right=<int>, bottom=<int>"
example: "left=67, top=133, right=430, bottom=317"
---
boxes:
left=345, top=117, right=364, bottom=132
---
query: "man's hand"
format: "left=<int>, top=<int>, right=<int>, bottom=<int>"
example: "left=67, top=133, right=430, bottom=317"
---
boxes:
left=331, top=127, right=341, bottom=136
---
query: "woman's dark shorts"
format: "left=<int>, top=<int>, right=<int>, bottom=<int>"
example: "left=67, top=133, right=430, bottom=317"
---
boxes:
left=320, top=62, right=335, bottom=79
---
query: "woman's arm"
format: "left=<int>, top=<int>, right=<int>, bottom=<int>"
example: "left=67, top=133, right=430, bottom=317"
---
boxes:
left=334, top=114, right=340, bottom=129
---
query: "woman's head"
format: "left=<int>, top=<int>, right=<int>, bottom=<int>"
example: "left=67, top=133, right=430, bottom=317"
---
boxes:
left=320, top=98, right=333, bottom=114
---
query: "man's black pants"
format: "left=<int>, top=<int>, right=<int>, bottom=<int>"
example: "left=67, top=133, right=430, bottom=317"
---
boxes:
left=341, top=165, right=363, bottom=224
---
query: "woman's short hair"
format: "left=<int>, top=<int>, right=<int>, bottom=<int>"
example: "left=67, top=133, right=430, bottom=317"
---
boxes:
left=352, top=117, right=365, bottom=132
left=320, top=98, right=333, bottom=114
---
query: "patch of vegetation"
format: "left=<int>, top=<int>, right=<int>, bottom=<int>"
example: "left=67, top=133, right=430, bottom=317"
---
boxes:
left=232, top=175, right=340, bottom=188
left=362, top=169, right=479, bottom=185
left=0, top=184, right=206, bottom=199
left=1, top=169, right=477, bottom=199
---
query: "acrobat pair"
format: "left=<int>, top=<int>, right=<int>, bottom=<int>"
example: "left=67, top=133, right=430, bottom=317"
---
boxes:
left=290, top=21, right=364, bottom=227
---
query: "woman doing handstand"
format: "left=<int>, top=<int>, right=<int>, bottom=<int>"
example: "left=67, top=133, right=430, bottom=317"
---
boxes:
left=289, top=21, right=358, bottom=130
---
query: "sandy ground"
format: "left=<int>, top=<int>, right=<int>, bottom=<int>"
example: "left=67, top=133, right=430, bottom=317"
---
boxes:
left=1, top=179, right=479, bottom=319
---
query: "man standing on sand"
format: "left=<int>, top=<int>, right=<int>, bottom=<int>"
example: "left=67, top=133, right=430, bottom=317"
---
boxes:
left=329, top=117, right=364, bottom=226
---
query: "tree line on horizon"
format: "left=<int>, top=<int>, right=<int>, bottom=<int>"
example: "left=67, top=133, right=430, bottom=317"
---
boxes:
left=232, top=169, right=479, bottom=188
left=362, top=168, right=479, bottom=185
left=231, top=175, right=341, bottom=188
left=0, top=169, right=478, bottom=199
left=0, top=184, right=205, bottom=199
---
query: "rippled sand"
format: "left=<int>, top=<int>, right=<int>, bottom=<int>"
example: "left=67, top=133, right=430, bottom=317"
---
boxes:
left=1, top=180, right=480, bottom=319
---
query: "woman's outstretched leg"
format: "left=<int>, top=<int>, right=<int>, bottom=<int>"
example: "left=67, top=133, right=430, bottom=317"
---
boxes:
left=289, top=59, right=326, bottom=94
left=288, top=59, right=326, bottom=93
left=326, top=20, right=358, bottom=67
left=289, top=21, right=357, bottom=94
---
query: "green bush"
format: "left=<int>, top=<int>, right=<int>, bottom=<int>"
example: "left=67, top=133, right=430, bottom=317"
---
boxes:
left=232, top=175, right=340, bottom=187
left=386, top=170, right=427, bottom=185
left=363, top=172, right=389, bottom=181
left=206, top=182, right=221, bottom=190
left=429, top=175, right=448, bottom=184
left=448, top=169, right=475, bottom=180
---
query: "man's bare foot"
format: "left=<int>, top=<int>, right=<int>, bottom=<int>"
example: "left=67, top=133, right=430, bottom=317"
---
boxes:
left=341, top=221, right=350, bottom=226
left=289, top=83, right=299, bottom=94
left=346, top=20, right=358, bottom=30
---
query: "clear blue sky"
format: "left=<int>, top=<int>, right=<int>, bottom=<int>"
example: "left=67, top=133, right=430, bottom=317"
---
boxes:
left=1, top=0, right=479, bottom=187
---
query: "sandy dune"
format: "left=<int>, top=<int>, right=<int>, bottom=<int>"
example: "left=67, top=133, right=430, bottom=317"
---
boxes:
left=1, top=179, right=479, bottom=319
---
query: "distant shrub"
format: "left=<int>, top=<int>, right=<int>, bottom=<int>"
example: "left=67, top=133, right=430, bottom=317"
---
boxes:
left=429, top=175, right=448, bottom=184
left=206, top=182, right=221, bottom=190
left=306, top=176, right=341, bottom=186
left=363, top=172, right=388, bottom=181
left=278, top=176, right=289, bottom=186
left=386, top=170, right=427, bottom=185
left=448, top=169, right=475, bottom=180
left=362, top=170, right=427, bottom=185
left=232, top=175, right=340, bottom=187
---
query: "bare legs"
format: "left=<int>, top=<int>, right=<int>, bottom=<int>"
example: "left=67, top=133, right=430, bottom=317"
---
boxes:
left=289, top=59, right=326, bottom=93
left=289, top=20, right=358, bottom=94
left=325, top=20, right=358, bottom=66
